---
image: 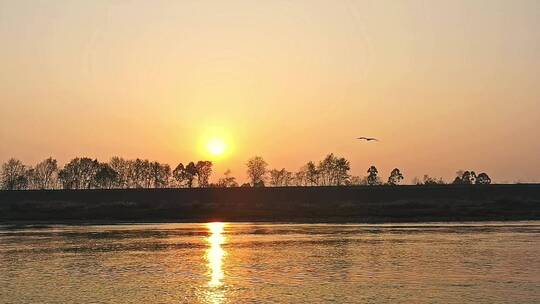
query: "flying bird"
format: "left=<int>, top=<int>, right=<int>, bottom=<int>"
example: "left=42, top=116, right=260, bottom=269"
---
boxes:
left=357, top=137, right=379, bottom=142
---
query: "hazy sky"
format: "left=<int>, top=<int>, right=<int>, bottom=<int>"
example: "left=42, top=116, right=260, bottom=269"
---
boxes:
left=1, top=0, right=539, bottom=183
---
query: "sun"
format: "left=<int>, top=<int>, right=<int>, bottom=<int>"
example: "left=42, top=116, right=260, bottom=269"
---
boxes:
left=199, top=127, right=234, bottom=159
left=207, top=138, right=226, bottom=156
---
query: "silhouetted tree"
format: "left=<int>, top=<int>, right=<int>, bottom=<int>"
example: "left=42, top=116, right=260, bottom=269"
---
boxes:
left=387, top=168, right=404, bottom=185
left=476, top=172, right=492, bottom=185
left=109, top=156, right=131, bottom=188
left=269, top=169, right=281, bottom=186
left=94, top=163, right=118, bottom=189
left=195, top=161, right=213, bottom=187
left=129, top=159, right=147, bottom=188
left=294, top=168, right=307, bottom=186
left=294, top=161, right=319, bottom=186
left=149, top=162, right=171, bottom=188
left=269, top=168, right=293, bottom=186
left=107, top=157, right=170, bottom=189
left=217, top=169, right=238, bottom=187
left=333, top=157, right=350, bottom=186
left=366, top=166, right=380, bottom=186
left=58, top=157, right=100, bottom=189
left=173, top=163, right=188, bottom=187
left=246, top=156, right=267, bottom=186
left=185, top=162, right=197, bottom=188
left=32, top=157, right=58, bottom=189
left=318, top=154, right=350, bottom=185
left=317, top=156, right=332, bottom=185
left=143, top=160, right=155, bottom=188
left=25, top=168, right=38, bottom=190
left=0, top=154, right=498, bottom=190
left=423, top=175, right=436, bottom=185
left=1, top=158, right=28, bottom=190
left=453, top=170, right=477, bottom=185
left=463, top=171, right=476, bottom=184
left=453, top=170, right=463, bottom=184
left=306, top=161, right=319, bottom=186
left=172, top=162, right=197, bottom=188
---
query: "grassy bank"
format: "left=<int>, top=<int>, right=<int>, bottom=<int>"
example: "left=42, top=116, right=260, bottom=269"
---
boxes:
left=1, top=184, right=539, bottom=223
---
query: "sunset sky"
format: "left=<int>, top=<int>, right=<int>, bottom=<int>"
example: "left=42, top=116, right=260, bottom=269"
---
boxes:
left=1, top=0, right=539, bottom=183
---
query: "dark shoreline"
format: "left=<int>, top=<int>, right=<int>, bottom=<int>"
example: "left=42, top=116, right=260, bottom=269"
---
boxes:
left=1, top=184, right=540, bottom=224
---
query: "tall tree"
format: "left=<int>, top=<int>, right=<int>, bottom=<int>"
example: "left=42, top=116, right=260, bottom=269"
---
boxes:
left=294, top=168, right=307, bottom=186
left=453, top=170, right=477, bottom=184
left=129, top=158, right=151, bottom=188
left=109, top=156, right=131, bottom=188
left=317, top=154, right=350, bottom=185
left=317, top=154, right=335, bottom=185
left=94, top=163, right=119, bottom=189
left=173, top=163, right=188, bottom=187
left=269, top=169, right=283, bottom=186
left=333, top=157, right=350, bottom=186
left=462, top=171, right=476, bottom=184
left=283, top=170, right=294, bottom=186
left=142, top=159, right=154, bottom=188
left=366, top=166, right=380, bottom=186
left=305, top=161, right=319, bottom=186
left=246, top=156, right=267, bottom=187
left=33, top=157, right=59, bottom=189
left=1, top=158, right=28, bottom=190
left=172, top=162, right=197, bottom=188
left=185, top=162, right=197, bottom=188
left=195, top=161, right=213, bottom=187
left=476, top=172, right=492, bottom=185
left=387, top=168, right=404, bottom=185
left=269, top=168, right=293, bottom=186
left=149, top=162, right=171, bottom=188
left=25, top=168, right=38, bottom=190
left=58, top=157, right=100, bottom=189
left=295, top=161, right=318, bottom=186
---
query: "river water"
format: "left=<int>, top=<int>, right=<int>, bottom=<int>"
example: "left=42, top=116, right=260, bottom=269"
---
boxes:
left=1, top=222, right=539, bottom=303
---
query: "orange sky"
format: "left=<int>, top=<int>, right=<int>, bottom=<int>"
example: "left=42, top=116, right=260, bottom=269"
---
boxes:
left=1, top=0, right=539, bottom=183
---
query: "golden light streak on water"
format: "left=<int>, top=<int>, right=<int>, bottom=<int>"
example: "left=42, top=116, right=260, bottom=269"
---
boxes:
left=206, top=222, right=226, bottom=288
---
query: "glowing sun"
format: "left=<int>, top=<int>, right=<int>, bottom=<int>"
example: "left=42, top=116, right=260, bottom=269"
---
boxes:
left=207, top=138, right=226, bottom=156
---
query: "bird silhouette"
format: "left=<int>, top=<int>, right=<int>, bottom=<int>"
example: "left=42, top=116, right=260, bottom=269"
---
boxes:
left=357, top=137, right=379, bottom=142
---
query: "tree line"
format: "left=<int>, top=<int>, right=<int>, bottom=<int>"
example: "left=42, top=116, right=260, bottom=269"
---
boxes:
left=0, top=154, right=491, bottom=190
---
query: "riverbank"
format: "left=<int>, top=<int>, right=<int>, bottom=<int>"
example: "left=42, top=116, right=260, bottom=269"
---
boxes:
left=1, top=184, right=539, bottom=223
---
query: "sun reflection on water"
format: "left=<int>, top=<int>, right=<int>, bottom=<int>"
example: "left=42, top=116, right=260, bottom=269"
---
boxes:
left=206, top=222, right=226, bottom=287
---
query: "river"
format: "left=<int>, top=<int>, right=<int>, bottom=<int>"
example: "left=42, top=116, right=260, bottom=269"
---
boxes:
left=1, top=222, right=539, bottom=303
